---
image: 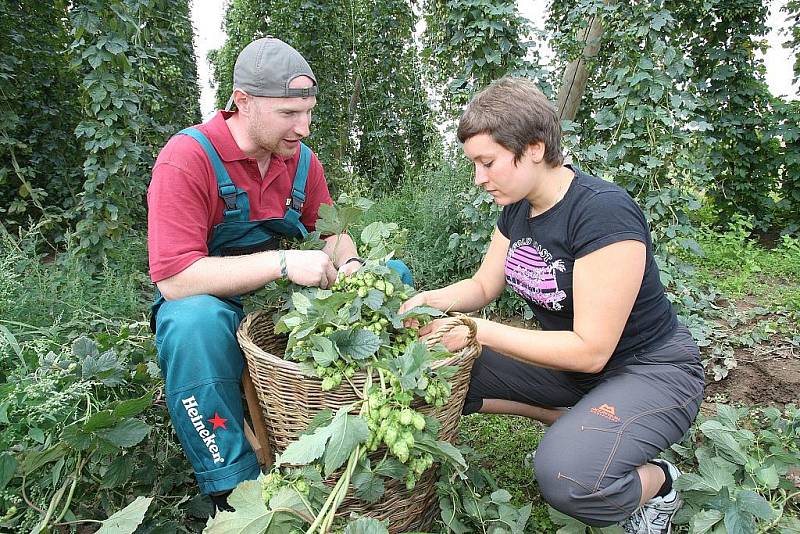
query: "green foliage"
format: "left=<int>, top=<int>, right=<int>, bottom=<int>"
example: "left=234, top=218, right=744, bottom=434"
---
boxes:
left=347, top=0, right=437, bottom=194
left=95, top=497, right=153, bottom=534
left=359, top=159, right=475, bottom=289
left=0, top=229, right=199, bottom=532
left=674, top=0, right=782, bottom=232
left=693, top=215, right=764, bottom=296
left=658, top=218, right=800, bottom=381
left=555, top=0, right=708, bottom=257
left=667, top=404, right=800, bottom=534
left=436, top=461, right=533, bottom=533
left=549, top=0, right=800, bottom=235
left=0, top=1, right=199, bottom=263
left=458, top=414, right=547, bottom=509
left=210, top=0, right=435, bottom=194
left=0, top=1, right=83, bottom=237
left=234, top=216, right=478, bottom=531
left=421, top=0, right=545, bottom=119
left=443, top=182, right=529, bottom=319
left=770, top=99, right=800, bottom=230
left=0, top=227, right=148, bottom=348
left=784, top=1, right=800, bottom=86
left=361, top=158, right=527, bottom=317
left=4, top=2, right=800, bottom=531
left=68, top=0, right=200, bottom=262
left=686, top=218, right=800, bottom=297
left=445, top=182, right=500, bottom=280
left=142, top=0, right=201, bottom=138
left=0, top=314, right=191, bottom=532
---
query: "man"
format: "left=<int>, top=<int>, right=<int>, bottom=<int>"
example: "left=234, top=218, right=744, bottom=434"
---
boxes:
left=147, top=37, right=361, bottom=511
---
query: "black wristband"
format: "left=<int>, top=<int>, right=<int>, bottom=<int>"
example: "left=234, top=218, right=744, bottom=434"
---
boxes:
left=344, top=256, right=365, bottom=266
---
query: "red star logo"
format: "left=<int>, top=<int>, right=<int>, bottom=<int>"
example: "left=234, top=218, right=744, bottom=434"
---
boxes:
left=208, top=412, right=228, bottom=430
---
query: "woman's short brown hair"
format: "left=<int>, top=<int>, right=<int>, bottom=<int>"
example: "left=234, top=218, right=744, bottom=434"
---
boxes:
left=457, top=77, right=564, bottom=167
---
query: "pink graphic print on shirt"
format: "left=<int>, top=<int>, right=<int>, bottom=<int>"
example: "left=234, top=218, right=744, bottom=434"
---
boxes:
left=505, top=239, right=567, bottom=311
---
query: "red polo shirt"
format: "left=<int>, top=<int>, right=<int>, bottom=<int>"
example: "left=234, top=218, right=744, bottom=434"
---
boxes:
left=147, top=111, right=332, bottom=283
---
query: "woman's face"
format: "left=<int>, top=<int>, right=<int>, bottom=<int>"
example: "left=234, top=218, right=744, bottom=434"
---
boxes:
left=463, top=133, right=537, bottom=206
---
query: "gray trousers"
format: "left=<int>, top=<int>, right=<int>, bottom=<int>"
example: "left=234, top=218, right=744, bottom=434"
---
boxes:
left=462, top=324, right=705, bottom=527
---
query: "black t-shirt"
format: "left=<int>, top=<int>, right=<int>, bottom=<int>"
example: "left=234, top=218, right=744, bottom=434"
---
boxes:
left=497, top=166, right=677, bottom=362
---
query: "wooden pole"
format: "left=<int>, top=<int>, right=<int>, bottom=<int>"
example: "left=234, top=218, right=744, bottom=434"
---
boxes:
left=555, top=6, right=608, bottom=122
left=242, top=366, right=274, bottom=467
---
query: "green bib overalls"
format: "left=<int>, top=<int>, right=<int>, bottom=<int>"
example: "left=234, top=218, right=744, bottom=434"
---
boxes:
left=151, top=127, right=311, bottom=494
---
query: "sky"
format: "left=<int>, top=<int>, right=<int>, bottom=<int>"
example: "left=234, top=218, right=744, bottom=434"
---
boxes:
left=190, top=0, right=799, bottom=120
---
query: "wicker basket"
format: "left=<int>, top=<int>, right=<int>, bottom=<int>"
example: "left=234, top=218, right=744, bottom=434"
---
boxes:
left=237, top=310, right=480, bottom=532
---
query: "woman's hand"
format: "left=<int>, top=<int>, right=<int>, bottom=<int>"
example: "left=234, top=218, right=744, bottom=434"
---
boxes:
left=336, top=258, right=362, bottom=279
left=419, top=318, right=471, bottom=353
left=398, top=291, right=428, bottom=315
left=399, top=291, right=431, bottom=329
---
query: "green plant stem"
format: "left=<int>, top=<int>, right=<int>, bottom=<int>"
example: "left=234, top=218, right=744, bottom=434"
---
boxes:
left=313, top=377, right=371, bottom=532
left=757, top=490, right=800, bottom=534
left=333, top=233, right=343, bottom=266
left=3, top=142, right=46, bottom=211
left=466, top=481, right=488, bottom=533
left=53, top=453, right=84, bottom=524
left=305, top=467, right=349, bottom=533
left=344, top=372, right=361, bottom=399
left=20, top=471, right=46, bottom=514
left=377, top=368, right=387, bottom=393
left=36, top=478, right=70, bottom=532
left=292, top=490, right=317, bottom=521
left=52, top=519, right=103, bottom=526
left=0, top=323, right=28, bottom=372
left=84, top=392, right=94, bottom=420
left=321, top=444, right=361, bottom=533
left=361, top=368, right=373, bottom=415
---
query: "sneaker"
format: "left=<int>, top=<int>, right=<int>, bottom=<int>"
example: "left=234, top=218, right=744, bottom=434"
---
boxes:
left=621, top=459, right=682, bottom=534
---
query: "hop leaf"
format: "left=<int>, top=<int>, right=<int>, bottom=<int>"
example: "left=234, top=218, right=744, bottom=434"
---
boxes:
left=95, top=497, right=152, bottom=534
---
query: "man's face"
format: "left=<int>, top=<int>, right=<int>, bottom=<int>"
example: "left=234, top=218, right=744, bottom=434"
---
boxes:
left=246, top=75, right=316, bottom=158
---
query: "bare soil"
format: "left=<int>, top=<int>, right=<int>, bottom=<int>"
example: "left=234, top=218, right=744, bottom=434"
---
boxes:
left=703, top=293, right=799, bottom=407
left=704, top=345, right=800, bottom=406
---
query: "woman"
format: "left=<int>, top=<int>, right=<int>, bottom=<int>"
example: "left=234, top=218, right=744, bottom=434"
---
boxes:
left=400, top=77, right=704, bottom=533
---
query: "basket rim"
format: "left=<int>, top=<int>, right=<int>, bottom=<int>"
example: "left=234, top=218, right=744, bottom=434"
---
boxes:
left=237, top=309, right=480, bottom=373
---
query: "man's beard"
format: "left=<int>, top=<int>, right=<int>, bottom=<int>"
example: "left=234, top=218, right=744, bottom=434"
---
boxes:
left=247, top=120, right=287, bottom=156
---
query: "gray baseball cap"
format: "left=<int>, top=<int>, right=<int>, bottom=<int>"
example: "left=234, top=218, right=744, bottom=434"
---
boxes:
left=224, top=37, right=318, bottom=111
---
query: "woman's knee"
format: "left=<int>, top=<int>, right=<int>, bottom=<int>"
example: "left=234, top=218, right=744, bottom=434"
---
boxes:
left=533, top=437, right=626, bottom=527
left=534, top=442, right=586, bottom=513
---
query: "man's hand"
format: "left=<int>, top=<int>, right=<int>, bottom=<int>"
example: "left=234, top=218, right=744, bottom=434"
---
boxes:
left=284, top=250, right=338, bottom=289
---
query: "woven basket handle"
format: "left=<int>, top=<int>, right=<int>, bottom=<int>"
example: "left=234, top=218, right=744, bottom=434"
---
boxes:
left=424, top=314, right=478, bottom=349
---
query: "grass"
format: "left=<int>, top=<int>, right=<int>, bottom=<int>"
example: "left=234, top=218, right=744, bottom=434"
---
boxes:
left=458, top=414, right=555, bottom=532
left=683, top=216, right=800, bottom=306
left=0, top=228, right=194, bottom=532
left=0, top=228, right=150, bottom=326
left=0, top=228, right=153, bottom=381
